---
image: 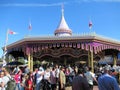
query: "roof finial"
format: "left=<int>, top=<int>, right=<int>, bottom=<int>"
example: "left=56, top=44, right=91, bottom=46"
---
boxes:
left=54, top=3, right=72, bottom=36
left=61, top=3, right=64, bottom=16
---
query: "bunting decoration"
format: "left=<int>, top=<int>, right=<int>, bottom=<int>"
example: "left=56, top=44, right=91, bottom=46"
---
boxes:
left=81, top=43, right=84, bottom=49
left=85, top=43, right=89, bottom=51
left=77, top=43, right=80, bottom=48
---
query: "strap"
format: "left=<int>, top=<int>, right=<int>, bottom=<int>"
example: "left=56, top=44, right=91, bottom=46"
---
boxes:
left=7, top=75, right=13, bottom=81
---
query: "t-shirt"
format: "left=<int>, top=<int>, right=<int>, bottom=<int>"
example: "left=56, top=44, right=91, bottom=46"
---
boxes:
left=44, top=71, right=50, bottom=80
left=26, top=80, right=33, bottom=90
left=0, top=76, right=9, bottom=90
left=98, top=73, right=120, bottom=90
left=36, top=71, right=43, bottom=84
left=84, top=71, right=95, bottom=85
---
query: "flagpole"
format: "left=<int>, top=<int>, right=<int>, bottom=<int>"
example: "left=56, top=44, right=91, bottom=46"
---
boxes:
left=2, top=29, right=9, bottom=66
left=28, top=20, right=31, bottom=36
left=4, top=29, right=9, bottom=52
left=28, top=29, right=31, bottom=36
left=28, top=19, right=32, bottom=36
left=89, top=26, right=92, bottom=34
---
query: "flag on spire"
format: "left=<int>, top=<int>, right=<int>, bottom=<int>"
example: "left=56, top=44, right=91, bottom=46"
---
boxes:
left=28, top=22, right=32, bottom=30
left=89, top=20, right=93, bottom=29
left=8, top=30, right=17, bottom=34
left=61, top=3, right=64, bottom=16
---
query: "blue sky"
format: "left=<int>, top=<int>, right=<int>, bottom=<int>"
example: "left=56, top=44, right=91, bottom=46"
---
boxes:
left=0, top=0, right=120, bottom=57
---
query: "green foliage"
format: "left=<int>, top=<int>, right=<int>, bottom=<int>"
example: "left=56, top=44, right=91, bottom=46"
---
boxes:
left=18, top=57, right=25, bottom=64
left=5, top=55, right=10, bottom=63
left=33, top=60, right=41, bottom=65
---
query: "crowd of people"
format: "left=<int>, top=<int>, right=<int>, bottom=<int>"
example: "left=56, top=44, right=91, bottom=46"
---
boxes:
left=0, top=64, right=120, bottom=90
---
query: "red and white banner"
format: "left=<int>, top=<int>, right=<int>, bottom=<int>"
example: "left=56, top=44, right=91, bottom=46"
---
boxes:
left=8, top=30, right=17, bottom=34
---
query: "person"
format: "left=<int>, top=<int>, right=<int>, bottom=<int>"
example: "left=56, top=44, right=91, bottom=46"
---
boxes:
left=109, top=68, right=118, bottom=81
left=55, top=64, right=60, bottom=89
left=59, top=66, right=66, bottom=90
left=25, top=72, right=33, bottom=90
left=68, top=64, right=73, bottom=74
left=24, top=66, right=30, bottom=74
left=65, top=68, right=70, bottom=76
left=21, top=74, right=27, bottom=90
left=84, top=67, right=98, bottom=90
left=98, top=67, right=120, bottom=90
left=50, top=67, right=56, bottom=90
left=74, top=66, right=78, bottom=75
left=72, top=68, right=90, bottom=90
left=55, top=64, right=60, bottom=84
left=35, top=68, right=44, bottom=90
left=14, top=70, right=22, bottom=90
left=2, top=68, right=15, bottom=90
left=12, top=66, right=20, bottom=74
left=0, top=71, right=9, bottom=90
left=39, top=65, right=44, bottom=73
left=43, top=67, right=51, bottom=90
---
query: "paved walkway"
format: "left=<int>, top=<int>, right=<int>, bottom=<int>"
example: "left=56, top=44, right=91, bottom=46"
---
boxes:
left=65, top=85, right=99, bottom=90
left=93, top=86, right=99, bottom=90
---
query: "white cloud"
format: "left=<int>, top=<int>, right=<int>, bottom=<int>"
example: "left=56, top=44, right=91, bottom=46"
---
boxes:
left=0, top=0, right=120, bottom=7
left=74, top=0, right=120, bottom=3
left=0, top=2, right=68, bottom=7
left=93, top=0, right=120, bottom=2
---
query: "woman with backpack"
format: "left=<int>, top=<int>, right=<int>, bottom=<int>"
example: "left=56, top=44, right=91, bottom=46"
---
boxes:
left=25, top=72, right=33, bottom=90
left=2, top=68, right=16, bottom=90
left=0, top=70, right=10, bottom=90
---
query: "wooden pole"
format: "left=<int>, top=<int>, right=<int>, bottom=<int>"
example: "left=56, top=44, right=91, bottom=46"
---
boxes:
left=113, top=54, right=117, bottom=66
left=30, top=55, right=33, bottom=71
left=90, top=51, right=94, bottom=73
left=88, top=50, right=91, bottom=67
left=28, top=53, right=31, bottom=70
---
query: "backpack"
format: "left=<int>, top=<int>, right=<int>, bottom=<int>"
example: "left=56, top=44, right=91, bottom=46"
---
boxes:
left=6, top=76, right=16, bottom=90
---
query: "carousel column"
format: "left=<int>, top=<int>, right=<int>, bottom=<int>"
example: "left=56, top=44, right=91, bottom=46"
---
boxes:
left=88, top=50, right=91, bottom=67
left=113, top=54, right=117, bottom=66
left=28, top=53, right=31, bottom=70
left=90, top=51, right=94, bottom=72
left=30, top=54, right=33, bottom=71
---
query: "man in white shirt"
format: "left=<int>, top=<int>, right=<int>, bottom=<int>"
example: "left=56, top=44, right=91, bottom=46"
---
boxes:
left=84, top=67, right=98, bottom=90
left=0, top=71, right=9, bottom=90
left=43, top=67, right=51, bottom=90
left=35, top=68, right=44, bottom=90
left=55, top=65, right=60, bottom=84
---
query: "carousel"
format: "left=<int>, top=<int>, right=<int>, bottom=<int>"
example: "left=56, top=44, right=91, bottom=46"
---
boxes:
left=3, top=7, right=120, bottom=72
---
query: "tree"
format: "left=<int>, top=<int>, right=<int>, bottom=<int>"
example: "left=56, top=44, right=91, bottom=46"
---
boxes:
left=18, top=57, right=25, bottom=64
